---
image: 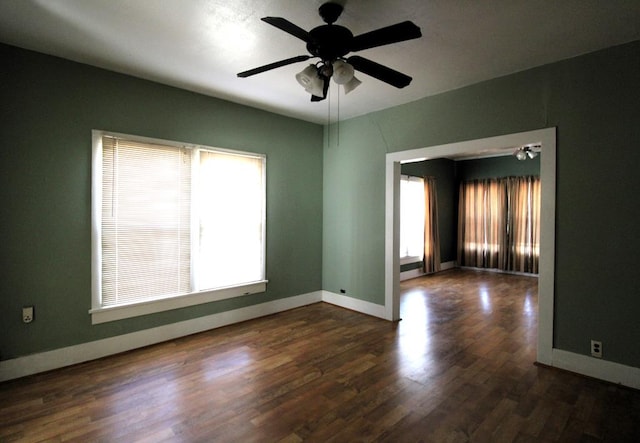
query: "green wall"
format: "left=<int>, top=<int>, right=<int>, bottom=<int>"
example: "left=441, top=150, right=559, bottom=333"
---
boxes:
left=457, top=155, right=540, bottom=180
left=0, top=44, right=323, bottom=360
left=323, top=41, right=640, bottom=368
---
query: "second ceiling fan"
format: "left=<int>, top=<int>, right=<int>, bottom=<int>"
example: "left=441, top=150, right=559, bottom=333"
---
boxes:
left=237, top=2, right=422, bottom=101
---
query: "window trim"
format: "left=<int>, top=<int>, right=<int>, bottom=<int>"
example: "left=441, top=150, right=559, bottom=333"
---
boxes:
left=90, top=130, right=267, bottom=325
left=89, top=281, right=267, bottom=324
left=400, top=256, right=423, bottom=266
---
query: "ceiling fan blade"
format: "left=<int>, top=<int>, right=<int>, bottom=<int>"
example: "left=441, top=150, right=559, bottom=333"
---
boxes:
left=261, top=17, right=312, bottom=43
left=350, top=21, right=421, bottom=52
left=237, top=55, right=311, bottom=78
left=347, top=56, right=413, bottom=88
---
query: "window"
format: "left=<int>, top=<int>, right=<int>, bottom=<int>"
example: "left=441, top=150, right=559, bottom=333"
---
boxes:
left=399, top=175, right=425, bottom=263
left=91, top=131, right=266, bottom=323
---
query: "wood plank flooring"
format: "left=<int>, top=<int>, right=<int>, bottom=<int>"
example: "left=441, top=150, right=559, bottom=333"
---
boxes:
left=1, top=269, right=639, bottom=442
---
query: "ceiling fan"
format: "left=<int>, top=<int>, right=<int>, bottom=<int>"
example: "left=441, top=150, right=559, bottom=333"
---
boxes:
left=237, top=2, right=422, bottom=101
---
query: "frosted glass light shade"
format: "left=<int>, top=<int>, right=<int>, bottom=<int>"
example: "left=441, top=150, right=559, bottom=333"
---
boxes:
left=296, top=65, right=324, bottom=97
left=343, top=76, right=361, bottom=94
left=515, top=149, right=527, bottom=161
left=332, top=60, right=355, bottom=84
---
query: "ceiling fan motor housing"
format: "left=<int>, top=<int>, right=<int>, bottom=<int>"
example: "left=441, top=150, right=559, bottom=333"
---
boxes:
left=307, top=25, right=353, bottom=62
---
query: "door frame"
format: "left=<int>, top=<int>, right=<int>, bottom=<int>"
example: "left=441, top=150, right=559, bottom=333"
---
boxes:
left=384, top=127, right=556, bottom=365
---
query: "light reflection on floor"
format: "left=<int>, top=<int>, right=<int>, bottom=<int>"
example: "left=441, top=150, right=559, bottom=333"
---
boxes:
left=107, top=373, right=180, bottom=422
left=397, top=288, right=431, bottom=377
left=397, top=271, right=539, bottom=382
left=479, top=284, right=492, bottom=313
left=202, top=348, right=254, bottom=381
left=523, top=293, right=534, bottom=317
left=523, top=290, right=537, bottom=341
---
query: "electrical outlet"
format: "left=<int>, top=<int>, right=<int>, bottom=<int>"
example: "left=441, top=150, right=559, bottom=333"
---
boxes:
left=22, top=306, right=34, bottom=324
left=591, top=340, right=602, bottom=358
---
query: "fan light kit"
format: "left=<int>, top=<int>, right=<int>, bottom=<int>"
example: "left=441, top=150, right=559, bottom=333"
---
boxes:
left=238, top=2, right=422, bottom=101
left=514, top=144, right=541, bottom=161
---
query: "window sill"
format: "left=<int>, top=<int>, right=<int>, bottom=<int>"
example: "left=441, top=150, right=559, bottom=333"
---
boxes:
left=89, top=280, right=268, bottom=324
left=400, top=256, right=423, bottom=266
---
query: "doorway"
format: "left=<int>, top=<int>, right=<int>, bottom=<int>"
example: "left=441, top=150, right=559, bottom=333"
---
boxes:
left=384, top=128, right=556, bottom=365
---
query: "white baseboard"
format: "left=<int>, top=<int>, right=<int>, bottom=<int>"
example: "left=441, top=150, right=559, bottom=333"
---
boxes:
left=400, top=268, right=425, bottom=281
left=321, top=290, right=387, bottom=319
left=440, top=261, right=457, bottom=271
left=0, top=291, right=323, bottom=382
left=459, top=265, right=538, bottom=278
left=5, top=291, right=638, bottom=391
left=550, top=348, right=640, bottom=390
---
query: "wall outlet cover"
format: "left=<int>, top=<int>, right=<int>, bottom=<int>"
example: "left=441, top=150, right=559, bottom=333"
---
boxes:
left=22, top=306, right=34, bottom=323
left=590, top=340, right=602, bottom=358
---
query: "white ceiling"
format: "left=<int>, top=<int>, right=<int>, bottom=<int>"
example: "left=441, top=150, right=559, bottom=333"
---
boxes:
left=1, top=0, right=638, bottom=124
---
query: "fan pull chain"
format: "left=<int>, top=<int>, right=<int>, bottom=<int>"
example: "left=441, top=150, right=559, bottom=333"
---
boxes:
left=327, top=85, right=331, bottom=147
left=337, top=86, right=340, bottom=146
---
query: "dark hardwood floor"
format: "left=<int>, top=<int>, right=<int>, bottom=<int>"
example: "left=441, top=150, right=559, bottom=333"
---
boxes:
left=1, top=269, right=639, bottom=442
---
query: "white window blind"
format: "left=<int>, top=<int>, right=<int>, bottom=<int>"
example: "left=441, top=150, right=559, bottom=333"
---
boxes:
left=96, top=133, right=266, bottom=314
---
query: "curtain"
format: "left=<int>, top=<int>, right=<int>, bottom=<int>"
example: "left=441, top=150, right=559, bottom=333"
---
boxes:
left=506, top=176, right=541, bottom=273
left=457, top=179, right=507, bottom=269
left=423, top=177, right=441, bottom=274
left=458, top=176, right=540, bottom=274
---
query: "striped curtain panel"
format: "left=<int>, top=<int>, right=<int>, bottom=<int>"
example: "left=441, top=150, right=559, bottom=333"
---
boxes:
left=505, top=176, right=541, bottom=273
left=458, top=176, right=540, bottom=274
left=423, top=177, right=441, bottom=274
left=457, top=179, right=507, bottom=269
